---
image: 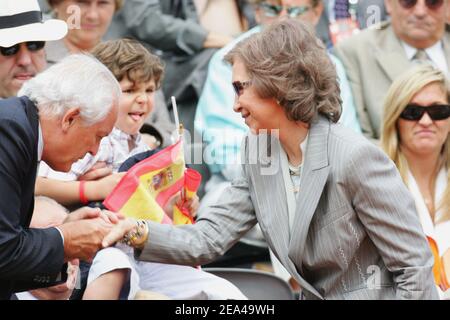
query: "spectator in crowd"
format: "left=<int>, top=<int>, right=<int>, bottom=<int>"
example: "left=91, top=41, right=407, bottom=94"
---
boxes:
left=104, top=19, right=438, bottom=300
left=106, top=0, right=235, bottom=132
left=0, top=53, right=121, bottom=300
left=381, top=64, right=450, bottom=299
left=45, top=0, right=175, bottom=146
left=194, top=0, right=256, bottom=38
left=316, top=0, right=388, bottom=48
left=45, top=0, right=122, bottom=60
left=335, top=0, right=450, bottom=140
left=40, top=39, right=246, bottom=300
left=0, top=0, right=66, bottom=99
left=15, top=197, right=79, bottom=300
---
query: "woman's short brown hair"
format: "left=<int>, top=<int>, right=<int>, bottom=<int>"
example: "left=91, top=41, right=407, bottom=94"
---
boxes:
left=47, top=0, right=124, bottom=12
left=91, top=38, right=164, bottom=89
left=224, top=19, right=341, bottom=124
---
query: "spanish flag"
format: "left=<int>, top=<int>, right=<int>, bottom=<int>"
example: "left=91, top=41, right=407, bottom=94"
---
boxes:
left=103, top=139, right=201, bottom=225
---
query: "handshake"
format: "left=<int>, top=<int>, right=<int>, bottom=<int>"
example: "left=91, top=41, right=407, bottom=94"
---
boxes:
left=57, top=207, right=146, bottom=262
left=57, top=190, right=199, bottom=262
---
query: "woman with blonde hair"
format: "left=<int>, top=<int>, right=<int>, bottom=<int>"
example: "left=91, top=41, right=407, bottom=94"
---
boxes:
left=381, top=64, right=450, bottom=298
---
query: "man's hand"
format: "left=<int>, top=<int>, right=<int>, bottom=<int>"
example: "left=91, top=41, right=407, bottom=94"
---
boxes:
left=64, top=207, right=123, bottom=225
left=63, top=207, right=103, bottom=223
left=58, top=218, right=114, bottom=262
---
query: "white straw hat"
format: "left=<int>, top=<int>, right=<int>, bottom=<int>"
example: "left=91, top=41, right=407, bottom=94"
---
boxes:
left=0, top=0, right=68, bottom=47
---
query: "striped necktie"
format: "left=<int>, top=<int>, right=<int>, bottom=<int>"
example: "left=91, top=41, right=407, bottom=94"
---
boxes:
left=413, top=49, right=429, bottom=61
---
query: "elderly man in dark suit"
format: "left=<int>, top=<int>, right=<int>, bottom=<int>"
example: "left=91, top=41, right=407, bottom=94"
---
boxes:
left=0, top=1, right=122, bottom=299
left=0, top=53, right=121, bottom=300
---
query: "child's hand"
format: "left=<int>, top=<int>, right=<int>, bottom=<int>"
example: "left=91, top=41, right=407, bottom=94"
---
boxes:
left=89, top=172, right=126, bottom=200
left=163, top=192, right=199, bottom=219
left=182, top=194, right=199, bottom=218
left=78, top=162, right=112, bottom=181
left=141, top=133, right=160, bottom=149
left=163, top=192, right=182, bottom=219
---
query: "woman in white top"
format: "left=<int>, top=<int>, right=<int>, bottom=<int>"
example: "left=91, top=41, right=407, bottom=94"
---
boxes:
left=381, top=64, right=450, bottom=298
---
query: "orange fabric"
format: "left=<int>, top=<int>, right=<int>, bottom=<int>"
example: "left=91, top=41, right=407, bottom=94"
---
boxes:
left=427, top=236, right=450, bottom=291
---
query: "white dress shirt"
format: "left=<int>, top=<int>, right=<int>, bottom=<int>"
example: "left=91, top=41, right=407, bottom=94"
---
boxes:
left=270, top=134, right=309, bottom=282
left=285, top=134, right=309, bottom=231
left=38, top=122, right=65, bottom=245
left=402, top=40, right=449, bottom=75
left=407, top=168, right=450, bottom=299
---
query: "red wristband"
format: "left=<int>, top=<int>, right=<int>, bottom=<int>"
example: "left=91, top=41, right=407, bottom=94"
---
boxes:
left=79, top=181, right=89, bottom=205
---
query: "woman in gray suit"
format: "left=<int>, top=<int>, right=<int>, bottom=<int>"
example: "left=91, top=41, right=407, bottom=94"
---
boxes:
left=104, top=19, right=438, bottom=300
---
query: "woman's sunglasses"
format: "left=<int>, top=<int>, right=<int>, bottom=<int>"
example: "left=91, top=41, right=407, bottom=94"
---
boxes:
left=259, top=3, right=311, bottom=18
left=399, top=104, right=450, bottom=121
left=0, top=41, right=46, bottom=57
left=398, top=0, right=444, bottom=10
left=232, top=80, right=252, bottom=96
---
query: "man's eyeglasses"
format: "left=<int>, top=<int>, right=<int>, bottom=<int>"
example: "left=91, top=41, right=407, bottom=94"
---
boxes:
left=0, top=41, right=46, bottom=57
left=399, top=104, right=450, bottom=121
left=259, top=3, right=311, bottom=18
left=398, top=0, right=444, bottom=10
left=232, top=80, right=252, bottom=96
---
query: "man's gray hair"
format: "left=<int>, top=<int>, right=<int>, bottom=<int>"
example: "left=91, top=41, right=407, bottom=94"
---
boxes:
left=18, top=54, right=121, bottom=125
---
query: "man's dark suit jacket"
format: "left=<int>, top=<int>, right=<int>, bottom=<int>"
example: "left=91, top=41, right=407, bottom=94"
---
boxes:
left=0, top=97, right=66, bottom=300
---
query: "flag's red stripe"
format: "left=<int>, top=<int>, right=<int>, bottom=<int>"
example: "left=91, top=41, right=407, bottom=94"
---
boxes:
left=129, top=141, right=182, bottom=177
left=155, top=177, right=185, bottom=208
left=103, top=173, right=140, bottom=212
left=103, top=140, right=182, bottom=211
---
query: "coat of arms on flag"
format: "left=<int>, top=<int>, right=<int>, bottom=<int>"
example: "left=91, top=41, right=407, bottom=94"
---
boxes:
left=103, top=139, right=201, bottom=226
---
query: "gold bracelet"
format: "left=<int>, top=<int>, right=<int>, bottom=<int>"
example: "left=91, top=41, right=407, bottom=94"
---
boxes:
left=121, top=220, right=149, bottom=248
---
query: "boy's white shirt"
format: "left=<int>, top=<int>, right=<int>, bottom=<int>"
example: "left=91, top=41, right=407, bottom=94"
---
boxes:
left=38, top=127, right=150, bottom=179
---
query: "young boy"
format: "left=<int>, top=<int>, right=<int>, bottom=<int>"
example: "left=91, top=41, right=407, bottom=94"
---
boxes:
left=37, top=39, right=245, bottom=300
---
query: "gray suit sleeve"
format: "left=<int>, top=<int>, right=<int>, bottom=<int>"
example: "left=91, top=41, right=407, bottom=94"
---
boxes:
left=345, top=142, right=438, bottom=300
left=135, top=138, right=258, bottom=266
left=120, top=0, right=208, bottom=54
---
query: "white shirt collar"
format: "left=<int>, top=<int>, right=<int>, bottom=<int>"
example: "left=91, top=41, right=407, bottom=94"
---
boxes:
left=401, top=40, right=448, bottom=75
left=299, top=133, right=308, bottom=162
left=289, top=133, right=309, bottom=167
left=38, top=122, right=43, bottom=162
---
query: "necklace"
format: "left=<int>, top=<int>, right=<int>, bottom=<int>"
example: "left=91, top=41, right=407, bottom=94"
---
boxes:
left=288, top=162, right=301, bottom=176
left=288, top=162, right=301, bottom=193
